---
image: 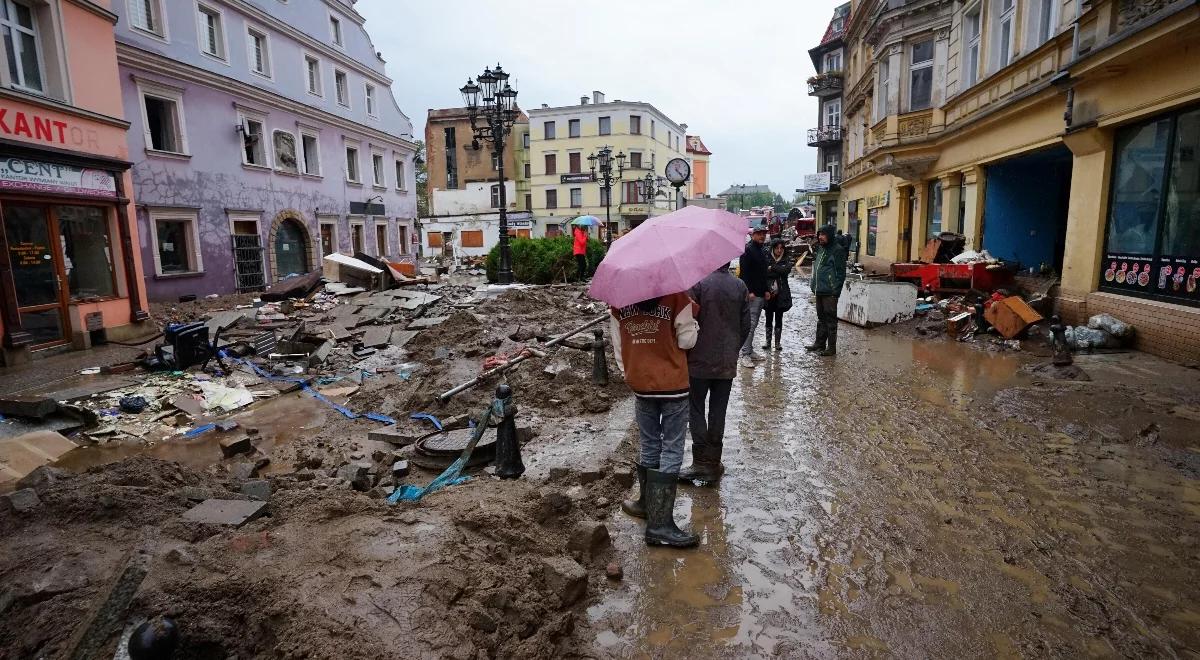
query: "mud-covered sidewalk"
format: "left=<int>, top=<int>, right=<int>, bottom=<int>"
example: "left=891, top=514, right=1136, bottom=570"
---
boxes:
left=592, top=300, right=1200, bottom=658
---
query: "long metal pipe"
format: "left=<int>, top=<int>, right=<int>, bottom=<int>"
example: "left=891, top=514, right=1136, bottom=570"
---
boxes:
left=437, top=313, right=609, bottom=402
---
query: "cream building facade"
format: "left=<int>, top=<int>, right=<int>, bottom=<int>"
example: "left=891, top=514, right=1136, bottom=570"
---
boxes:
left=527, top=91, right=690, bottom=238
left=821, top=0, right=1200, bottom=361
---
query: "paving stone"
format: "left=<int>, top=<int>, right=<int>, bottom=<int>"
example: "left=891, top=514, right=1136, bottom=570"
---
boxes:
left=392, top=460, right=410, bottom=479
left=568, top=521, right=611, bottom=556
left=228, top=462, right=256, bottom=481
left=541, top=556, right=587, bottom=606
left=337, top=463, right=371, bottom=491
left=367, top=428, right=422, bottom=446
left=361, top=325, right=394, bottom=348
left=308, top=339, right=335, bottom=366
left=3, top=488, right=41, bottom=513
left=219, top=435, right=254, bottom=458
left=240, top=479, right=271, bottom=501
left=180, top=499, right=267, bottom=527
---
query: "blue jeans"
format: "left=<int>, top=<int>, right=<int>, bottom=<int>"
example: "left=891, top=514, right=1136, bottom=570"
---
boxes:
left=635, top=396, right=689, bottom=475
left=740, top=296, right=764, bottom=356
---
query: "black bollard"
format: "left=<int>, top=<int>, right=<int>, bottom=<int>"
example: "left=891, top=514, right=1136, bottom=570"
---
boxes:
left=492, top=384, right=525, bottom=479
left=974, top=303, right=988, bottom=331
left=1049, top=315, right=1073, bottom=366
left=592, top=328, right=609, bottom=387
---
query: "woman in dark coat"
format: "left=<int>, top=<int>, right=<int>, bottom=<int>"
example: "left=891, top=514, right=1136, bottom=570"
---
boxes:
left=763, top=239, right=793, bottom=351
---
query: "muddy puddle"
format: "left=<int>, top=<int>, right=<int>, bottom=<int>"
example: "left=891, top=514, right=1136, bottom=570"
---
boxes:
left=52, top=393, right=324, bottom=475
left=589, top=305, right=1200, bottom=658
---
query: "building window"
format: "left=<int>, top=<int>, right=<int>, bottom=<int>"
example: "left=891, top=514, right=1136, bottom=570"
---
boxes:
left=623, top=181, right=640, bottom=203
left=301, top=130, right=320, bottom=176
left=398, top=225, right=408, bottom=253
left=58, top=205, right=115, bottom=299
left=599, top=186, right=610, bottom=207
left=1032, top=0, right=1058, bottom=46
left=273, top=130, right=298, bottom=174
left=926, top=178, right=943, bottom=240
left=522, top=132, right=530, bottom=148
left=129, top=0, right=164, bottom=37
left=569, top=152, right=581, bottom=173
left=334, top=69, right=349, bottom=107
left=491, top=153, right=499, bottom=171
left=964, top=5, right=982, bottom=87
left=546, top=189, right=557, bottom=209
left=461, top=230, right=484, bottom=248
left=992, top=0, right=1016, bottom=71
left=866, top=208, right=879, bottom=256
left=490, top=184, right=501, bottom=208
left=599, top=116, right=611, bottom=135
left=319, top=218, right=337, bottom=257
left=651, top=120, right=656, bottom=139
left=524, top=193, right=531, bottom=210
left=1102, top=108, right=1200, bottom=306
left=629, top=152, right=642, bottom=169
left=667, top=131, right=673, bottom=149
left=878, top=58, right=890, bottom=119
left=523, top=162, right=531, bottom=178
left=345, top=145, right=360, bottom=182
left=630, top=115, right=641, bottom=135
left=444, top=126, right=457, bottom=189
left=365, top=83, right=377, bottom=117
left=544, top=121, right=556, bottom=139
left=570, top=187, right=582, bottom=208
left=239, top=113, right=266, bottom=166
left=569, top=119, right=580, bottom=138
left=825, top=154, right=841, bottom=182
left=1, top=0, right=44, bottom=92
left=545, top=153, right=556, bottom=175
left=824, top=49, right=842, bottom=73
left=150, top=210, right=203, bottom=275
left=395, top=158, right=406, bottom=190
left=351, top=221, right=364, bottom=253
left=305, top=54, right=322, bottom=96
left=908, top=38, right=934, bottom=111
left=545, top=223, right=562, bottom=238
left=375, top=222, right=387, bottom=255
left=824, top=98, right=841, bottom=127
left=197, top=3, right=226, bottom=60
left=247, top=26, right=271, bottom=77
left=141, top=85, right=187, bottom=154
left=372, top=152, right=385, bottom=187
left=329, top=14, right=342, bottom=47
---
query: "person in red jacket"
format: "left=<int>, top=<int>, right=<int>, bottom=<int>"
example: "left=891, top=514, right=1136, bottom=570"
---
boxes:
left=573, top=224, right=589, bottom=279
left=611, top=291, right=700, bottom=548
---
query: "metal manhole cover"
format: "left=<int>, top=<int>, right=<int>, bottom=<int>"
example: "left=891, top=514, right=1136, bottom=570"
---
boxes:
left=417, top=427, right=495, bottom=456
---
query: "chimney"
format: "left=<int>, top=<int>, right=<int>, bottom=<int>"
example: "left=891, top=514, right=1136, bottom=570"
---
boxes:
left=541, top=103, right=548, bottom=108
left=680, top=123, right=688, bottom=131
left=581, top=96, right=589, bottom=105
left=593, top=90, right=604, bottom=104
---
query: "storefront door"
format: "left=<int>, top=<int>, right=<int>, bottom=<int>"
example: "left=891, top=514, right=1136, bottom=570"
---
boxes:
left=273, top=218, right=309, bottom=278
left=3, top=203, right=68, bottom=347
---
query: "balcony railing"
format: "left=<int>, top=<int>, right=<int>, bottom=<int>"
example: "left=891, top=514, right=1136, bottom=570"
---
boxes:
left=807, top=125, right=843, bottom=147
left=807, top=72, right=844, bottom=97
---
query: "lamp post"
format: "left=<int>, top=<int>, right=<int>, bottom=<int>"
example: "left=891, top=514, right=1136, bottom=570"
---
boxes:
left=639, top=172, right=670, bottom=207
left=587, top=145, right=625, bottom=247
left=460, top=64, right=519, bottom=284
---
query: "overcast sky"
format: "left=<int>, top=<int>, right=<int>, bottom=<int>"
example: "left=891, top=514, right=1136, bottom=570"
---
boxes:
left=357, top=0, right=831, bottom=199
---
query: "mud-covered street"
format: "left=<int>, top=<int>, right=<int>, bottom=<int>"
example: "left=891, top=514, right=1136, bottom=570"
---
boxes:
left=593, top=302, right=1200, bottom=658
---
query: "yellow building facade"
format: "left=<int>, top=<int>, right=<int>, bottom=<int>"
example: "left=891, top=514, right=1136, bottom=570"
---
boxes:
left=526, top=92, right=691, bottom=238
left=828, top=0, right=1200, bottom=361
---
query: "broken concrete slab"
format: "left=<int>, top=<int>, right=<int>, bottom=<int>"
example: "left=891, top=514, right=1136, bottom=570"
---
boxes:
left=219, top=435, right=254, bottom=458
left=308, top=339, right=335, bottom=366
left=0, top=395, right=58, bottom=420
left=367, top=428, right=422, bottom=446
left=3, top=488, right=41, bottom=513
left=361, top=325, right=394, bottom=349
left=337, top=463, right=372, bottom=491
left=0, top=430, right=77, bottom=487
left=567, top=521, right=611, bottom=556
left=169, top=395, right=204, bottom=419
left=205, top=310, right=247, bottom=336
left=407, top=316, right=450, bottom=330
left=240, top=479, right=271, bottom=501
left=392, top=460, right=410, bottom=479
left=180, top=499, right=267, bottom=527
left=228, top=462, right=257, bottom=481
left=541, top=556, right=587, bottom=606
left=390, top=330, right=418, bottom=348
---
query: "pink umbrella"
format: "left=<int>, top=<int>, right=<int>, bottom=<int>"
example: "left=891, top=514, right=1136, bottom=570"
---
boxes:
left=589, top=205, right=747, bottom=308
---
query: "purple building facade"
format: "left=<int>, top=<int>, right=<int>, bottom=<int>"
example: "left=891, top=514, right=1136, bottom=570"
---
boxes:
left=112, top=0, right=417, bottom=301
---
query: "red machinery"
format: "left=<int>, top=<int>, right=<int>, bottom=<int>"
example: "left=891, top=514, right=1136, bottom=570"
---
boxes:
left=891, top=262, right=1014, bottom=294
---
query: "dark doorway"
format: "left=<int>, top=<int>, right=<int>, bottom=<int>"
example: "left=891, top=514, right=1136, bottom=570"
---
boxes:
left=982, top=146, right=1073, bottom=272
left=273, top=218, right=310, bottom=278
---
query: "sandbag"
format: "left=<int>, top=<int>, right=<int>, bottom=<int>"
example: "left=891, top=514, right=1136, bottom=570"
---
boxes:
left=1087, top=313, right=1134, bottom=339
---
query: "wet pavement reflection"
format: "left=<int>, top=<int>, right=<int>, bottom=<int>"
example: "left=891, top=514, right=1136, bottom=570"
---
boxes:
left=590, top=299, right=1200, bottom=658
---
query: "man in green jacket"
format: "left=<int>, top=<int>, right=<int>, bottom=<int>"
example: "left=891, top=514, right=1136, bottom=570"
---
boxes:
left=806, top=225, right=850, bottom=356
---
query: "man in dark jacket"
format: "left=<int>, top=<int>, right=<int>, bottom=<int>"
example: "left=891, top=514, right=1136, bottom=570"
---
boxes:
left=679, top=265, right=750, bottom=483
left=807, top=225, right=850, bottom=356
left=738, top=226, right=770, bottom=366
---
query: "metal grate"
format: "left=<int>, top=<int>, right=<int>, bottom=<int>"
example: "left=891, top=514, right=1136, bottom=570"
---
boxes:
left=231, top=234, right=266, bottom=292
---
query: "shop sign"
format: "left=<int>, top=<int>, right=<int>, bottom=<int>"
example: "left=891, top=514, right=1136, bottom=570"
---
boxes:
left=508, top=218, right=533, bottom=228
left=0, top=105, right=103, bottom=150
left=1102, top=253, right=1200, bottom=302
left=0, top=157, right=116, bottom=198
left=866, top=191, right=890, bottom=209
left=560, top=173, right=595, bottom=183
left=803, top=172, right=831, bottom=192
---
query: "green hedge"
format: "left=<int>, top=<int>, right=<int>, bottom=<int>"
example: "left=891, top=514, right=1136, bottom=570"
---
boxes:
left=485, top=236, right=607, bottom=284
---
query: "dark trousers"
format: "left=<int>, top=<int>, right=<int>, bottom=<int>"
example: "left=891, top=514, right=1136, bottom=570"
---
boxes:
left=575, top=253, right=587, bottom=278
left=764, top=308, right=784, bottom=339
left=814, top=295, right=839, bottom=347
left=688, top=377, right=733, bottom=465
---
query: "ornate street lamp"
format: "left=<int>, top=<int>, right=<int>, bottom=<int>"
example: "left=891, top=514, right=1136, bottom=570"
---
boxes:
left=460, top=63, right=520, bottom=284
left=587, top=145, right=625, bottom=247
